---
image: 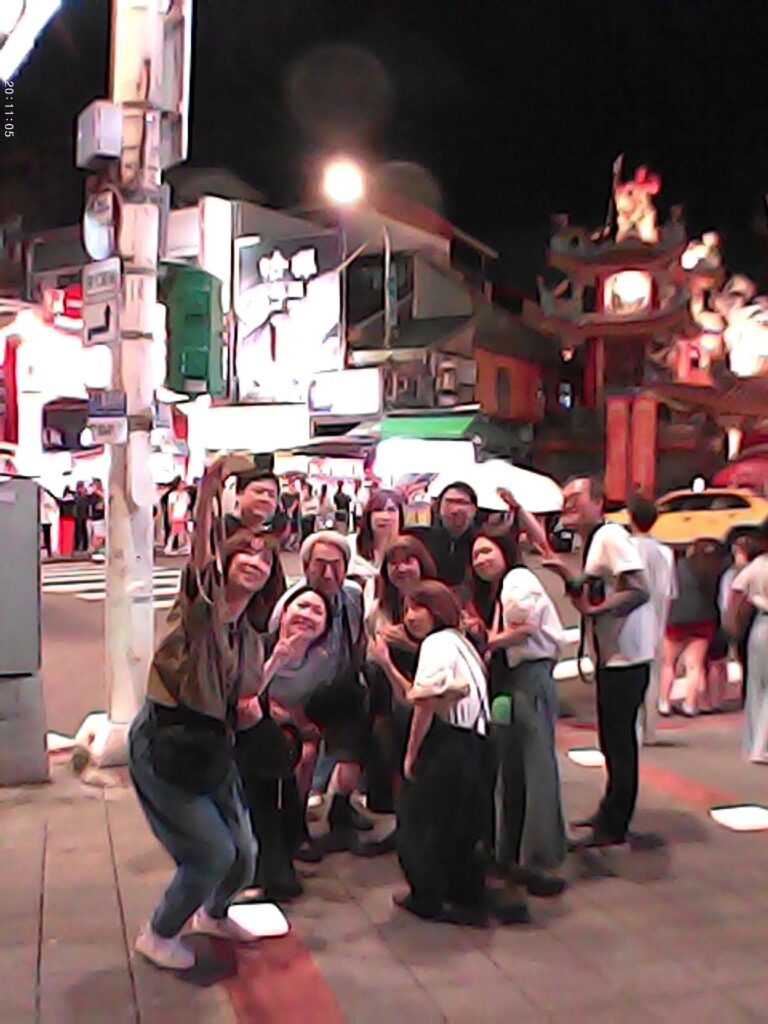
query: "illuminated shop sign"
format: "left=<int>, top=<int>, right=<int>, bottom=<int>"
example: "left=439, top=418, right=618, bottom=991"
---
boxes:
left=308, top=368, right=382, bottom=418
left=234, top=234, right=343, bottom=404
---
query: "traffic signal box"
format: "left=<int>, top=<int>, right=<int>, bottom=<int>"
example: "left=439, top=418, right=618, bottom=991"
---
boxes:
left=160, top=263, right=224, bottom=397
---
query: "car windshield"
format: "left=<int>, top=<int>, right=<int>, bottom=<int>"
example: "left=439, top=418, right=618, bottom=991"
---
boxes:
left=657, top=494, right=750, bottom=513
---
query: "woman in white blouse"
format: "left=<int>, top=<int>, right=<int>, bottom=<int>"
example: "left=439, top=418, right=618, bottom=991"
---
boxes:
left=369, top=580, right=492, bottom=926
left=726, top=547, right=768, bottom=764
left=470, top=529, right=568, bottom=899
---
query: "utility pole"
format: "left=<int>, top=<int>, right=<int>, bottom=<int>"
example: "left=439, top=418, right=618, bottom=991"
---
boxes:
left=76, top=0, right=192, bottom=765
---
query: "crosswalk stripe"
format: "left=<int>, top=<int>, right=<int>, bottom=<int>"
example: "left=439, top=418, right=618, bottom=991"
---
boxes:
left=42, top=563, right=182, bottom=607
left=43, top=576, right=180, bottom=592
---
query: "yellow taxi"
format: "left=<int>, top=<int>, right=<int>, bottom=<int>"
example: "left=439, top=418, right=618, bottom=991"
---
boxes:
left=607, top=488, right=768, bottom=547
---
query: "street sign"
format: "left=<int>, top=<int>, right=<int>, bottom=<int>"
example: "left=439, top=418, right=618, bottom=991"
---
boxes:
left=88, top=389, right=126, bottom=418
left=87, top=388, right=127, bottom=446
left=82, top=257, right=120, bottom=347
left=87, top=417, right=128, bottom=445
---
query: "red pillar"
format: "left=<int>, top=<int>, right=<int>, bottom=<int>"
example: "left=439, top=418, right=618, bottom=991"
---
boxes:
left=583, top=338, right=605, bottom=410
left=604, top=396, right=631, bottom=504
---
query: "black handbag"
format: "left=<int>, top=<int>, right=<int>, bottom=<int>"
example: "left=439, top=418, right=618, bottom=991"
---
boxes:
left=304, top=603, right=367, bottom=728
left=149, top=703, right=233, bottom=795
left=235, top=698, right=302, bottom=782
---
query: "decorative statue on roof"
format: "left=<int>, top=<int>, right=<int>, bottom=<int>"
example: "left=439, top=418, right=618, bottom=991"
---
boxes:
left=614, top=165, right=661, bottom=245
left=681, top=232, right=722, bottom=272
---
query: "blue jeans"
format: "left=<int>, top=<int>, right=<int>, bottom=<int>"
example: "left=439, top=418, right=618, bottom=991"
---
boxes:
left=129, top=705, right=256, bottom=938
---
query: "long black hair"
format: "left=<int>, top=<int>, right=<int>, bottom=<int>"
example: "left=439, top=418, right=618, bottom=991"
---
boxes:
left=357, top=489, right=405, bottom=562
left=469, top=528, right=522, bottom=628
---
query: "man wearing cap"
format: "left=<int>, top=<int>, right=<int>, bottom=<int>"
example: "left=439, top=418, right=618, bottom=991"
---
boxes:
left=410, top=482, right=479, bottom=596
left=267, top=531, right=372, bottom=857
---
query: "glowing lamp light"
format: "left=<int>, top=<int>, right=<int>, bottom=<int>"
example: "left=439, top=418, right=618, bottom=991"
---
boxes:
left=691, top=476, right=706, bottom=493
left=710, top=805, right=768, bottom=832
left=681, top=248, right=698, bottom=271
left=606, top=270, right=652, bottom=311
left=567, top=747, right=606, bottom=769
left=322, top=158, right=366, bottom=207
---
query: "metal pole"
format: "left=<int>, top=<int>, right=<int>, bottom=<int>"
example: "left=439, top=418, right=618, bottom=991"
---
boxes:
left=86, top=0, right=191, bottom=765
left=383, top=225, right=392, bottom=350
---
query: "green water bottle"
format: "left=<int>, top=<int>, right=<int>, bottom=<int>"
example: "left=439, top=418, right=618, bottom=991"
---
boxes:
left=491, top=694, right=513, bottom=726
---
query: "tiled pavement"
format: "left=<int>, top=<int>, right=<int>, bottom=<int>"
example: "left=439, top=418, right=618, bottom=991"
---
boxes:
left=2, top=711, right=768, bottom=1024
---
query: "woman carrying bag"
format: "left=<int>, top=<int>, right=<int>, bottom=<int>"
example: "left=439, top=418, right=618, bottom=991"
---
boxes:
left=129, top=456, right=305, bottom=971
left=470, top=527, right=568, bottom=903
left=376, top=581, right=493, bottom=927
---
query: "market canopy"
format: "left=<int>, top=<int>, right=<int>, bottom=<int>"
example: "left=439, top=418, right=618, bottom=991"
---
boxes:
left=379, top=412, right=520, bottom=452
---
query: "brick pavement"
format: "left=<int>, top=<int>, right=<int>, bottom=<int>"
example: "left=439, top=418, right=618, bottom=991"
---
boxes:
left=2, top=709, right=767, bottom=1024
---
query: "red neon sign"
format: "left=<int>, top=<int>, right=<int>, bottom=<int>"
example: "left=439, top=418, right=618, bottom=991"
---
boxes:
left=42, top=284, right=83, bottom=326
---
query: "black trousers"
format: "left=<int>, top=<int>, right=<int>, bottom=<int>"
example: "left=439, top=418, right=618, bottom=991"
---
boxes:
left=397, top=720, right=492, bottom=912
left=595, top=662, right=650, bottom=839
left=41, top=524, right=52, bottom=557
left=74, top=518, right=89, bottom=552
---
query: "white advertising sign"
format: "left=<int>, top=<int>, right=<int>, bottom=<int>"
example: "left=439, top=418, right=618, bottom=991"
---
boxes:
left=308, top=368, right=382, bottom=419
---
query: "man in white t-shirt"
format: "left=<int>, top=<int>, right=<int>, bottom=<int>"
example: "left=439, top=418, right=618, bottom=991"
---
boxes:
left=546, top=476, right=651, bottom=847
left=628, top=498, right=677, bottom=744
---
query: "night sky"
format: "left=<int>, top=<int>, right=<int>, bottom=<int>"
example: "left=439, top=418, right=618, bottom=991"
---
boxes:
left=5, top=0, right=768, bottom=285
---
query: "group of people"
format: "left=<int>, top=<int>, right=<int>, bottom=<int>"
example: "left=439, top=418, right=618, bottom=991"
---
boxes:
left=43, top=479, right=106, bottom=558
left=129, top=458, right=659, bottom=972
left=128, top=459, right=768, bottom=972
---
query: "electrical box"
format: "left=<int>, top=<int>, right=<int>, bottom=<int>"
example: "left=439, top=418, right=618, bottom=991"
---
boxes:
left=76, top=100, right=123, bottom=170
left=161, top=264, right=225, bottom=397
left=0, top=478, right=40, bottom=675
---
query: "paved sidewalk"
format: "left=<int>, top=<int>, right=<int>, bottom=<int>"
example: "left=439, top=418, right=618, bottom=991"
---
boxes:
left=2, top=713, right=767, bottom=1024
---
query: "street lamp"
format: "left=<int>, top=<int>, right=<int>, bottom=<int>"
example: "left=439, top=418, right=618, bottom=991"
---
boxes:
left=321, top=157, right=367, bottom=207
left=0, top=0, right=62, bottom=82
left=321, top=157, right=396, bottom=349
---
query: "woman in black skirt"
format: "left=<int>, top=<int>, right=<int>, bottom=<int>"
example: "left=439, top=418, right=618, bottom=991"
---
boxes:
left=374, top=580, right=492, bottom=926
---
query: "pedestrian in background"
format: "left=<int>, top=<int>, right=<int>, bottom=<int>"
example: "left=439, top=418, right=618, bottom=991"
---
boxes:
left=627, top=498, right=677, bottom=743
left=88, top=479, right=106, bottom=558
left=726, top=543, right=768, bottom=764
left=74, top=481, right=90, bottom=553
left=660, top=540, right=719, bottom=717
left=40, top=487, right=58, bottom=558
left=299, top=481, right=318, bottom=541
left=720, top=533, right=764, bottom=709
left=165, top=479, right=190, bottom=555
left=333, top=480, right=352, bottom=533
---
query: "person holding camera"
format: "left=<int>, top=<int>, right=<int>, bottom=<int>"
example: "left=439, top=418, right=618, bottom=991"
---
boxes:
left=546, top=476, right=651, bottom=849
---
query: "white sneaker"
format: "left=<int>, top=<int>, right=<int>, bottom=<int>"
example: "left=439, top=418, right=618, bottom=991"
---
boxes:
left=135, top=924, right=195, bottom=970
left=187, top=907, right=259, bottom=944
